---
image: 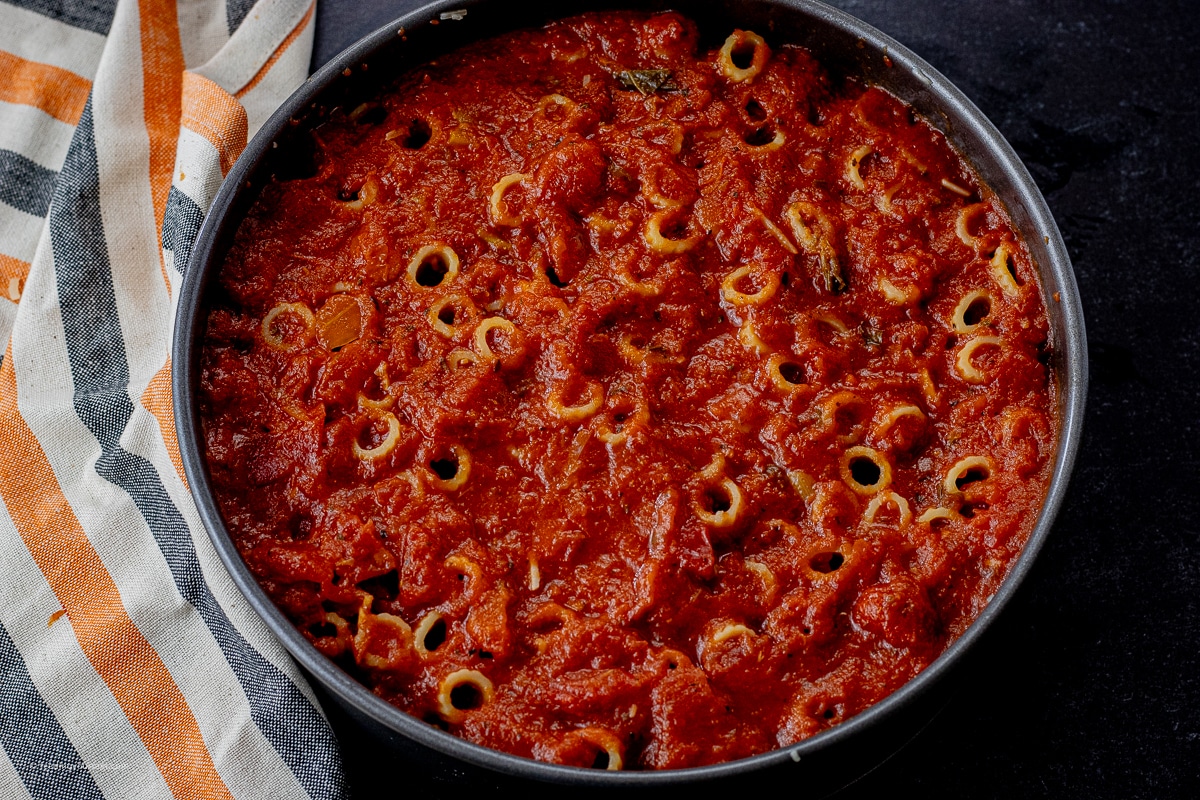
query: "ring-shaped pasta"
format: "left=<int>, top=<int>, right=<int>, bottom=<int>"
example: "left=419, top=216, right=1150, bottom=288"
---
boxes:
left=357, top=390, right=395, bottom=413
left=956, top=202, right=987, bottom=248
left=536, top=93, right=576, bottom=113
left=944, top=456, right=993, bottom=497
left=846, top=145, right=872, bottom=190
left=955, top=335, right=1003, bottom=383
left=489, top=172, right=529, bottom=227
left=761, top=517, right=802, bottom=543
left=616, top=263, right=661, bottom=297
left=596, top=398, right=649, bottom=446
left=473, top=317, right=523, bottom=362
left=1000, top=406, right=1042, bottom=446
left=861, top=491, right=913, bottom=528
left=437, top=669, right=494, bottom=724
left=879, top=277, right=918, bottom=306
left=744, top=560, right=777, bottom=602
left=644, top=208, right=702, bottom=254
left=815, top=313, right=849, bottom=334
left=444, top=554, right=483, bottom=593
left=873, top=404, right=925, bottom=439
left=352, top=411, right=401, bottom=461
left=694, top=477, right=744, bottom=528
left=918, top=506, right=958, bottom=526
left=643, top=164, right=691, bottom=209
left=413, top=611, right=445, bottom=657
left=876, top=182, right=902, bottom=217
left=527, top=602, right=577, bottom=653
left=373, top=360, right=390, bottom=389
left=354, top=616, right=414, bottom=670
left=990, top=241, right=1021, bottom=296
left=350, top=599, right=417, bottom=676
left=788, top=469, right=816, bottom=504
left=427, top=444, right=471, bottom=491
left=640, top=167, right=685, bottom=210
left=951, top=289, right=993, bottom=334
left=711, top=622, right=756, bottom=644
left=743, top=128, right=786, bottom=152
left=386, top=470, right=425, bottom=504
left=586, top=212, right=618, bottom=235
left=718, top=29, right=770, bottom=83
left=548, top=380, right=604, bottom=422
left=786, top=201, right=824, bottom=252
left=699, top=453, right=726, bottom=482
left=616, top=332, right=649, bottom=365
left=406, top=244, right=460, bottom=288
left=739, top=319, right=771, bottom=355
left=527, top=601, right=576, bottom=630
left=341, top=175, right=379, bottom=211
left=721, top=264, right=780, bottom=306
left=385, top=116, right=438, bottom=149
left=427, top=293, right=478, bottom=338
left=312, top=611, right=352, bottom=656
left=766, top=353, right=806, bottom=393
left=643, top=191, right=681, bottom=211
left=918, top=367, right=941, bottom=408
left=822, top=391, right=869, bottom=444
left=352, top=595, right=413, bottom=671
left=261, top=302, right=315, bottom=351
left=569, top=728, right=624, bottom=772
left=446, top=347, right=480, bottom=370
left=803, top=543, right=852, bottom=580
left=840, top=446, right=893, bottom=495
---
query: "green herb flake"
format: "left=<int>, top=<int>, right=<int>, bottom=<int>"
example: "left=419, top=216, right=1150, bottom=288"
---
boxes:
left=616, top=69, right=677, bottom=96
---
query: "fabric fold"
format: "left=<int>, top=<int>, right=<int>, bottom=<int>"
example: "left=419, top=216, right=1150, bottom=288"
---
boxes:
left=0, top=1, right=348, bottom=798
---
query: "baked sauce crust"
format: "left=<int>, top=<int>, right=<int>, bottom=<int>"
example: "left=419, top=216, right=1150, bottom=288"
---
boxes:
left=201, top=11, right=1055, bottom=770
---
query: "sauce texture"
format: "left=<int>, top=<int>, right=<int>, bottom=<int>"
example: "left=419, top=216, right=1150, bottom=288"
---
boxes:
left=201, top=11, right=1055, bottom=770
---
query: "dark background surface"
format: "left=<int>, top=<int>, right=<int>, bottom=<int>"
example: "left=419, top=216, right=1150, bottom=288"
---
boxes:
left=309, top=1, right=1200, bottom=796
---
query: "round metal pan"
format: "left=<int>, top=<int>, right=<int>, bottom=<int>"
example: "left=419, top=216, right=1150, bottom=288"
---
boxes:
left=173, top=0, right=1088, bottom=789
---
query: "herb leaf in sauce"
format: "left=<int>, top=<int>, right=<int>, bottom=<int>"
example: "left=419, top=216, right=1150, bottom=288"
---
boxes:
left=862, top=323, right=883, bottom=347
left=616, top=69, right=677, bottom=95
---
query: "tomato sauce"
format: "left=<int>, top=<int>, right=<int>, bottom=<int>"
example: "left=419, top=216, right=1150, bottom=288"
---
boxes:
left=201, top=11, right=1055, bottom=770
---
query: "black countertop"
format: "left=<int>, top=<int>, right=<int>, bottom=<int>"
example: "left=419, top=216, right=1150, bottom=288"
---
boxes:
left=309, top=1, right=1200, bottom=795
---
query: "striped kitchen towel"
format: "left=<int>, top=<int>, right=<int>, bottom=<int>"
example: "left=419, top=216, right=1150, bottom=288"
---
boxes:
left=0, top=1, right=350, bottom=798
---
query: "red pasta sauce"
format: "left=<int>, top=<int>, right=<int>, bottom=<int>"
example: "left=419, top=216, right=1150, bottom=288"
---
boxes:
left=201, top=10, right=1056, bottom=770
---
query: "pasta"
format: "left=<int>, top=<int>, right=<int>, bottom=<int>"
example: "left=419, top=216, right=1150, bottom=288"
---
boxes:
left=489, top=172, right=529, bottom=226
left=437, top=669, right=495, bottom=724
left=200, top=10, right=1055, bottom=772
left=722, top=264, right=781, bottom=306
left=260, top=302, right=313, bottom=350
left=406, top=243, right=460, bottom=288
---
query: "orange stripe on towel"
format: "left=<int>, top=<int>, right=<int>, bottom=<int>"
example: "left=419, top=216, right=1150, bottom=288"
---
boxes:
left=138, top=0, right=185, bottom=294
left=140, top=357, right=188, bottom=485
left=0, top=350, right=235, bottom=800
left=236, top=1, right=315, bottom=99
left=181, top=72, right=248, bottom=177
left=0, top=51, right=91, bottom=125
left=0, top=255, right=31, bottom=303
